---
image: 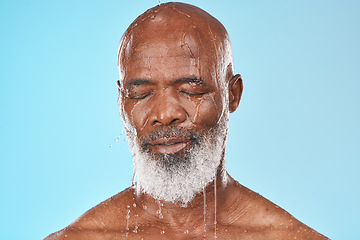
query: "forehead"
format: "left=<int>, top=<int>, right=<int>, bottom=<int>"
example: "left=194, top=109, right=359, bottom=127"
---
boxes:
left=120, top=25, right=219, bottom=85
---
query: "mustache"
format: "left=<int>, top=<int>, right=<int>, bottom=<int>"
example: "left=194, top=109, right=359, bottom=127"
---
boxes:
left=139, top=126, right=203, bottom=147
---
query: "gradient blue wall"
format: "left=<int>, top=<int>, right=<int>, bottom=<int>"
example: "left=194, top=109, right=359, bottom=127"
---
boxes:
left=1, top=0, right=359, bottom=239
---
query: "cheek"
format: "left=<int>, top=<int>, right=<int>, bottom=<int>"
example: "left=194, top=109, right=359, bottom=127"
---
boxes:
left=189, top=93, right=224, bottom=127
left=122, top=98, right=150, bottom=133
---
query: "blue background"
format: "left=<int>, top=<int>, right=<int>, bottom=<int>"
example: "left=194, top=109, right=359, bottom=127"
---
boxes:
left=1, top=0, right=359, bottom=239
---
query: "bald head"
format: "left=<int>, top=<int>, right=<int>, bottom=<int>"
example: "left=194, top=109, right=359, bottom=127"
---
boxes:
left=118, top=2, right=234, bottom=88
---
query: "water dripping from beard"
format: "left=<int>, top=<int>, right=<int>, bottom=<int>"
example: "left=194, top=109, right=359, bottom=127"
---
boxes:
left=128, top=123, right=227, bottom=204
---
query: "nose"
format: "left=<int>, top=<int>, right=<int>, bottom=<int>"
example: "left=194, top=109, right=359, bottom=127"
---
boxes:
left=148, top=90, right=187, bottom=126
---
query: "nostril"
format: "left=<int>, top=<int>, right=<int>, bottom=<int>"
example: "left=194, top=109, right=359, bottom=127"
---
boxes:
left=170, top=118, right=180, bottom=125
left=152, top=119, right=161, bottom=126
left=151, top=118, right=180, bottom=126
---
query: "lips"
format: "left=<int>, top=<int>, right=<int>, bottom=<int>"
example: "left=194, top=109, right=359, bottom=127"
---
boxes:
left=148, top=137, right=191, bottom=155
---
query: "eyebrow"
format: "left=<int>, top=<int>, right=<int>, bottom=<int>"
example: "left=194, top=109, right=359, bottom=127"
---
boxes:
left=125, top=79, right=152, bottom=88
left=173, top=77, right=206, bottom=85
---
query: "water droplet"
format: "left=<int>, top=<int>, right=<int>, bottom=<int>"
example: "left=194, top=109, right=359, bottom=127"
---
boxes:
left=126, top=209, right=130, bottom=233
left=214, top=176, right=217, bottom=239
left=127, top=205, right=130, bottom=208
left=156, top=208, right=163, bottom=219
left=160, top=230, right=165, bottom=234
left=143, top=205, right=147, bottom=209
left=184, top=230, right=189, bottom=234
left=203, top=187, right=206, bottom=233
left=133, top=203, right=137, bottom=207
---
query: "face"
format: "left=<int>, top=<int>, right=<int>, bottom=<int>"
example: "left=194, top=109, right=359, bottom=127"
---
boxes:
left=119, top=29, right=227, bottom=144
left=117, top=6, right=238, bottom=203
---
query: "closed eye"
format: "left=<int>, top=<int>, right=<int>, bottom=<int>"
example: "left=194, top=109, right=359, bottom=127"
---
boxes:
left=130, top=92, right=152, bottom=100
left=180, top=90, right=209, bottom=96
left=125, top=78, right=153, bottom=100
left=175, top=77, right=212, bottom=97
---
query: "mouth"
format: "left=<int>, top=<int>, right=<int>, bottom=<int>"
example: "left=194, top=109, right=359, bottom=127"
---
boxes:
left=148, top=137, right=192, bottom=155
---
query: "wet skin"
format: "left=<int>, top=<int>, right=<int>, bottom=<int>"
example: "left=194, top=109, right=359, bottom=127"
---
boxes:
left=45, top=2, right=329, bottom=240
left=44, top=175, right=328, bottom=240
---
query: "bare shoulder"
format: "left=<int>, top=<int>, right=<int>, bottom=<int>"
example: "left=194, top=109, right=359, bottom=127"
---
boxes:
left=43, top=187, right=134, bottom=240
left=223, top=179, right=329, bottom=239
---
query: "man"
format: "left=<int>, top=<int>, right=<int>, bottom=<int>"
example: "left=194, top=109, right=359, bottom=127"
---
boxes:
left=45, top=2, right=328, bottom=239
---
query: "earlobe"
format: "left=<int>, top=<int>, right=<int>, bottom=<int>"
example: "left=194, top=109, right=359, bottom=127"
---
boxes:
left=228, top=74, right=243, bottom=113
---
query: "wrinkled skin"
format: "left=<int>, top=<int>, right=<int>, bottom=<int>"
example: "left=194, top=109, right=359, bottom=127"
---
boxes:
left=45, top=2, right=329, bottom=240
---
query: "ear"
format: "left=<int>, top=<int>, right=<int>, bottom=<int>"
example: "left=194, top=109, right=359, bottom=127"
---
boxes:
left=116, top=80, right=121, bottom=94
left=228, top=74, right=243, bottom=113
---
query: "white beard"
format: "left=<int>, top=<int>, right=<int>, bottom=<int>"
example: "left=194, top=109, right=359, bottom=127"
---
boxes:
left=126, top=115, right=229, bottom=204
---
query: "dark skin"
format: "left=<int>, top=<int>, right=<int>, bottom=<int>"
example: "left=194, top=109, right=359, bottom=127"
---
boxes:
left=45, top=3, right=329, bottom=240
